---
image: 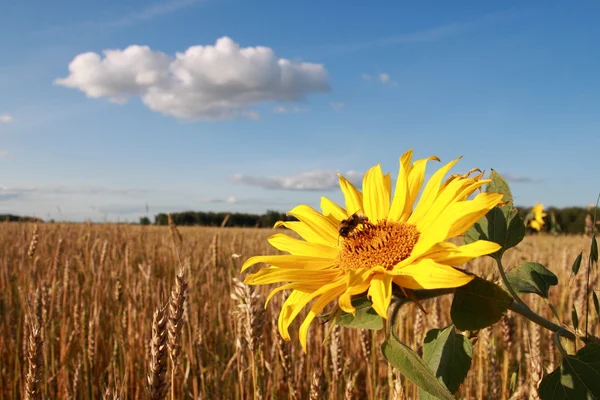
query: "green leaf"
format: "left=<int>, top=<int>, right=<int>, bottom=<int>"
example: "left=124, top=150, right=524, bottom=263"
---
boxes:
left=572, top=305, right=579, bottom=330
left=451, top=277, right=513, bottom=331
left=572, top=253, right=583, bottom=276
left=505, top=262, right=558, bottom=298
left=591, top=234, right=598, bottom=263
left=539, top=343, right=600, bottom=399
left=487, top=169, right=514, bottom=207
left=381, top=335, right=455, bottom=400
left=593, top=292, right=599, bottom=319
left=420, top=326, right=473, bottom=399
left=335, top=298, right=383, bottom=330
left=464, top=206, right=525, bottom=258
left=464, top=170, right=525, bottom=257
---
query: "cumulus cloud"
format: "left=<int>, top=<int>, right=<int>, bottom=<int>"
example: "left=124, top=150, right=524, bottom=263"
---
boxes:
left=55, top=37, right=330, bottom=120
left=502, top=173, right=542, bottom=184
left=0, top=150, right=13, bottom=159
left=229, top=170, right=363, bottom=191
left=329, top=102, right=345, bottom=111
left=0, top=114, right=14, bottom=123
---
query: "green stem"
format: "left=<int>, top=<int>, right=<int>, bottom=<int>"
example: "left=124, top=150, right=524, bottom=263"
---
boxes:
left=544, top=298, right=562, bottom=325
left=495, top=257, right=527, bottom=306
left=509, top=301, right=575, bottom=340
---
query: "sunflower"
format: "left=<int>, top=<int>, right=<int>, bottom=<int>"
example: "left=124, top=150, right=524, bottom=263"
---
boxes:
left=242, top=149, right=504, bottom=351
left=529, top=202, right=547, bottom=232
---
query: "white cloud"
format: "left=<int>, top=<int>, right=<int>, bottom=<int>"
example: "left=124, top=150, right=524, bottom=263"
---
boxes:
left=379, top=73, right=390, bottom=84
left=55, top=46, right=171, bottom=103
left=362, top=72, right=397, bottom=86
left=273, top=105, right=308, bottom=114
left=378, top=73, right=398, bottom=86
left=0, top=114, right=14, bottom=123
left=329, top=102, right=345, bottom=111
left=229, top=170, right=363, bottom=191
left=0, top=150, right=13, bottom=159
left=55, top=37, right=330, bottom=121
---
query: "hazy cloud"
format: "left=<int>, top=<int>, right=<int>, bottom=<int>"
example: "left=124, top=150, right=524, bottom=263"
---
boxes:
left=502, top=173, right=542, bottom=184
left=0, top=114, right=14, bottom=123
left=313, top=11, right=522, bottom=56
left=362, top=72, right=397, bottom=86
left=34, top=0, right=202, bottom=35
left=104, top=0, right=202, bottom=28
left=0, top=150, right=13, bottom=159
left=0, top=185, right=151, bottom=197
left=273, top=105, right=308, bottom=114
left=0, top=193, right=22, bottom=201
left=229, top=170, right=363, bottom=191
left=329, top=102, right=345, bottom=111
left=56, top=37, right=330, bottom=121
left=199, top=195, right=238, bottom=204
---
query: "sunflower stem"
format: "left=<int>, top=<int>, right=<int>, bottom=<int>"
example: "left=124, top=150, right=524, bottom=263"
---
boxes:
left=494, top=257, right=527, bottom=306
left=509, top=301, right=575, bottom=340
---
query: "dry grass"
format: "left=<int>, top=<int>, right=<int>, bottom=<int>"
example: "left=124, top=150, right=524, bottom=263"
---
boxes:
left=0, top=222, right=596, bottom=399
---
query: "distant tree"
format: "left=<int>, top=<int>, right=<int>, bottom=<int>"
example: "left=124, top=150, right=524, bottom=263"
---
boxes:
left=139, top=216, right=151, bottom=225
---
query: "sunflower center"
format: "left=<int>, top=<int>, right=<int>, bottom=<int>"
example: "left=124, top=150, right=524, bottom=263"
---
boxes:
left=338, top=220, right=420, bottom=271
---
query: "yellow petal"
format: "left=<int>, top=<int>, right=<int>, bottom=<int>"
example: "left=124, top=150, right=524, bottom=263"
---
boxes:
left=278, top=280, right=345, bottom=343
left=265, top=283, right=298, bottom=306
left=414, top=177, right=487, bottom=234
left=320, top=196, right=348, bottom=222
left=426, top=241, right=501, bottom=266
left=363, top=164, right=390, bottom=221
left=388, top=151, right=411, bottom=222
left=298, top=284, right=346, bottom=352
left=383, top=172, right=392, bottom=202
left=404, top=155, right=440, bottom=218
left=287, top=205, right=339, bottom=245
left=368, top=273, right=393, bottom=319
left=274, top=221, right=336, bottom=247
left=409, top=156, right=461, bottom=224
left=278, top=290, right=312, bottom=340
left=391, top=258, right=474, bottom=289
left=338, top=268, right=373, bottom=314
left=265, top=281, right=334, bottom=306
left=338, top=174, right=363, bottom=215
left=268, top=233, right=339, bottom=258
left=245, top=268, right=342, bottom=285
left=440, top=192, right=505, bottom=238
left=241, top=255, right=336, bottom=272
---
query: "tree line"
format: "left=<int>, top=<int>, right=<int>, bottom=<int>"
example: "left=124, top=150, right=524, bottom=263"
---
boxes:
left=3, top=206, right=598, bottom=234
left=516, top=206, right=599, bottom=234
left=151, top=210, right=297, bottom=228
left=152, top=206, right=599, bottom=234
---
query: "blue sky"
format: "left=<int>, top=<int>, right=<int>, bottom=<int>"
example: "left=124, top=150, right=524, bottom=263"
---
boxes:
left=1, top=1, right=599, bottom=222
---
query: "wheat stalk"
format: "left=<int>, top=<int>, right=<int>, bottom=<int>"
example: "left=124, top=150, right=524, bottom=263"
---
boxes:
left=148, top=307, right=168, bottom=400
left=25, top=324, right=44, bottom=400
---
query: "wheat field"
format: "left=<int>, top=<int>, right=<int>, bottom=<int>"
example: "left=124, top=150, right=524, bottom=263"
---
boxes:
left=0, top=221, right=596, bottom=399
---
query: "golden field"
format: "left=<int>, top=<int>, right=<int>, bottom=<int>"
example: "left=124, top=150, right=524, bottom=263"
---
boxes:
left=0, top=222, right=596, bottom=399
